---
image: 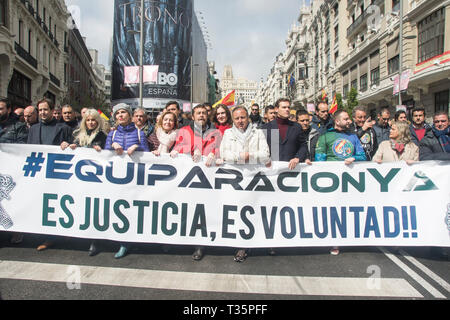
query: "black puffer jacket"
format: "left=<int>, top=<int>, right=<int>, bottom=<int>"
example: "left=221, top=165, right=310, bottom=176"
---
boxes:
left=0, top=115, right=28, bottom=144
left=419, top=127, right=450, bottom=161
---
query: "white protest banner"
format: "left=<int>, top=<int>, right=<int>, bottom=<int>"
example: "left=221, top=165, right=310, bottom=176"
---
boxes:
left=0, top=144, right=449, bottom=248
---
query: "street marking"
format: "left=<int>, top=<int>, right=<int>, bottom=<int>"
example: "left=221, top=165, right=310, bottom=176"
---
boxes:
left=399, top=249, right=450, bottom=293
left=0, top=260, right=423, bottom=298
left=378, top=247, right=446, bottom=299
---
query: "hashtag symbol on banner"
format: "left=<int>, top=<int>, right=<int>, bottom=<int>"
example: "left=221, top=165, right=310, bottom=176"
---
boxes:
left=23, top=152, right=46, bottom=177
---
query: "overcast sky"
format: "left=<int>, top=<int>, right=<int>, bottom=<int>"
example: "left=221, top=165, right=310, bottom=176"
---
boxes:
left=64, top=0, right=309, bottom=82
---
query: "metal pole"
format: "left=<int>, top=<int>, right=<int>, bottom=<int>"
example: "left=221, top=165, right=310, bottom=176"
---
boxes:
left=139, top=0, right=144, bottom=109
left=398, top=0, right=403, bottom=107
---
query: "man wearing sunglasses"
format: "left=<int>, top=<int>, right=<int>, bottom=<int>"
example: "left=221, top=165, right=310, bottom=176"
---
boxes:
left=419, top=111, right=450, bottom=161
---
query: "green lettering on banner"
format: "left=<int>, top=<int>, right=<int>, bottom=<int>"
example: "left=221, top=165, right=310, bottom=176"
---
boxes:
left=59, top=195, right=74, bottom=229
left=42, top=194, right=58, bottom=227
left=161, top=202, right=178, bottom=236
left=113, top=200, right=130, bottom=234
left=367, top=168, right=401, bottom=192
left=189, top=204, right=208, bottom=237
left=342, top=172, right=365, bottom=193
left=311, top=172, right=339, bottom=193
left=134, top=200, right=150, bottom=234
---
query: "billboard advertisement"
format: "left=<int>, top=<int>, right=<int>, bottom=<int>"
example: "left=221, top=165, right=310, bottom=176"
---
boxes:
left=112, top=0, right=193, bottom=110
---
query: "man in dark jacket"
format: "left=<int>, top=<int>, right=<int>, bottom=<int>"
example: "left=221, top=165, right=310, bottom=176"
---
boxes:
left=27, top=99, right=73, bottom=146
left=311, top=102, right=333, bottom=134
left=0, top=99, right=28, bottom=144
left=250, top=103, right=264, bottom=127
left=0, top=99, right=28, bottom=244
left=297, top=109, right=319, bottom=161
left=27, top=98, right=73, bottom=251
left=62, top=105, right=79, bottom=133
left=165, top=101, right=190, bottom=128
left=350, top=106, right=378, bottom=160
left=419, top=111, right=450, bottom=161
left=262, top=98, right=309, bottom=170
left=373, top=108, right=391, bottom=143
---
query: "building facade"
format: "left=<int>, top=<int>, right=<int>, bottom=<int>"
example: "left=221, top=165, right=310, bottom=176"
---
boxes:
left=220, top=65, right=260, bottom=108
left=0, top=0, right=68, bottom=108
left=0, top=0, right=108, bottom=112
left=258, top=0, right=450, bottom=118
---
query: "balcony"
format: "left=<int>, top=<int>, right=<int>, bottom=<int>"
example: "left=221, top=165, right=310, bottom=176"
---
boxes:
left=347, top=0, right=384, bottom=38
left=15, top=42, right=37, bottom=69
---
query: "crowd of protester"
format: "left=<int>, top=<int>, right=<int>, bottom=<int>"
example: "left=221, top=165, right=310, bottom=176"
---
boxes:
left=0, top=96, right=449, bottom=261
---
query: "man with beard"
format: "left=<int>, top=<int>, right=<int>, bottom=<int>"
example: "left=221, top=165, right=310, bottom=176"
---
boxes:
left=315, top=110, right=366, bottom=163
left=315, top=110, right=366, bottom=256
left=419, top=111, right=450, bottom=161
left=0, top=99, right=28, bottom=245
left=0, top=99, right=28, bottom=144
left=250, top=103, right=263, bottom=127
left=350, top=106, right=378, bottom=160
left=409, top=107, right=432, bottom=146
left=171, top=104, right=222, bottom=261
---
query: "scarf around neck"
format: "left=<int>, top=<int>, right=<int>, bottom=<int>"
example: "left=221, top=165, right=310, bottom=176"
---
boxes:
left=231, top=124, right=253, bottom=146
left=433, top=126, right=450, bottom=153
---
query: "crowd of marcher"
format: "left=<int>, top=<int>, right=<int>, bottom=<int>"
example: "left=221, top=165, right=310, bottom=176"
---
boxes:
left=0, top=97, right=449, bottom=261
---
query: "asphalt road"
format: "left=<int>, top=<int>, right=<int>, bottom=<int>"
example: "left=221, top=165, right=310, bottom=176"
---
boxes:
left=0, top=233, right=449, bottom=304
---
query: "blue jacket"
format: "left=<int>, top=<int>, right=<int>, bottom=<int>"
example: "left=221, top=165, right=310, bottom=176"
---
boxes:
left=105, top=123, right=149, bottom=152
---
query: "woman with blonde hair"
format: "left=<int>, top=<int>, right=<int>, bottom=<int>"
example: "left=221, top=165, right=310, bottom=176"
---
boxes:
left=66, top=108, right=108, bottom=151
left=63, top=108, right=107, bottom=256
left=373, top=121, right=419, bottom=164
left=148, top=110, right=179, bottom=155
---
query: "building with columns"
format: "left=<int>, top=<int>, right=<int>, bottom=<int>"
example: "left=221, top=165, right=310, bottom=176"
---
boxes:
left=0, top=0, right=68, bottom=108
left=0, top=0, right=107, bottom=112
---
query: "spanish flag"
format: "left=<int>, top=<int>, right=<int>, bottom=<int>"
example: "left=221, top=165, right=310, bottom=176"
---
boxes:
left=213, top=90, right=235, bottom=109
left=329, top=94, right=338, bottom=114
left=98, top=109, right=110, bottom=121
left=321, top=89, right=327, bottom=102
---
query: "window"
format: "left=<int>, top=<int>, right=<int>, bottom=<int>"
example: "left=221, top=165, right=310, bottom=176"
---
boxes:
left=435, top=90, right=449, bottom=113
left=388, top=55, right=399, bottom=74
left=351, top=79, right=357, bottom=90
left=0, top=0, right=6, bottom=27
left=418, top=8, right=445, bottom=63
left=18, top=20, right=24, bottom=46
left=360, top=74, right=368, bottom=92
left=392, top=0, right=400, bottom=12
left=371, top=67, right=380, bottom=86
left=343, top=84, right=349, bottom=99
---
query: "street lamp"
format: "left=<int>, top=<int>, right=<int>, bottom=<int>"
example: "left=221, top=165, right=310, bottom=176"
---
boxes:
left=127, top=0, right=145, bottom=109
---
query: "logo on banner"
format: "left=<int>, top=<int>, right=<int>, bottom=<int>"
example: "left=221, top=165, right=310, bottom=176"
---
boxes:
left=333, top=139, right=355, bottom=159
left=403, top=171, right=438, bottom=192
left=0, top=174, right=16, bottom=229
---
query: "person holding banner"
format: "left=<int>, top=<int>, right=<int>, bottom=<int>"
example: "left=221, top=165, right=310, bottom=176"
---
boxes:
left=165, top=101, right=191, bottom=128
left=373, top=121, right=419, bottom=164
left=105, top=103, right=150, bottom=259
left=148, top=111, right=179, bottom=155
left=212, top=104, right=232, bottom=136
left=62, top=109, right=108, bottom=256
left=262, top=98, right=309, bottom=170
left=219, top=106, right=271, bottom=262
left=171, top=104, right=222, bottom=261
left=315, top=110, right=367, bottom=256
